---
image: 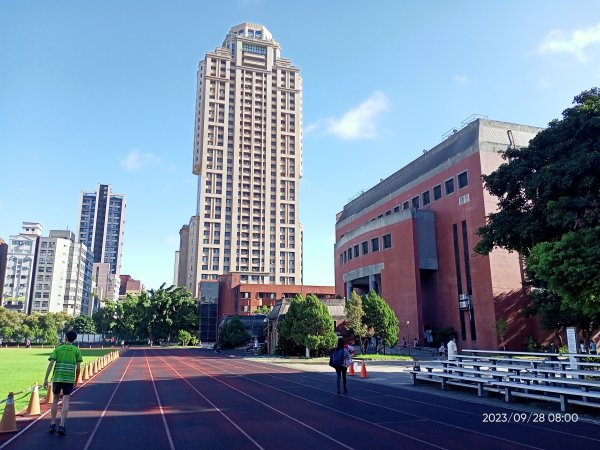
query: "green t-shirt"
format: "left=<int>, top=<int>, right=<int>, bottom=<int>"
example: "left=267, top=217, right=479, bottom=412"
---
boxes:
left=49, top=343, right=83, bottom=383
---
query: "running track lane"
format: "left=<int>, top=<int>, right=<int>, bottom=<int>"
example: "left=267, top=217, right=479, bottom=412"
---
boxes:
left=2, top=348, right=599, bottom=450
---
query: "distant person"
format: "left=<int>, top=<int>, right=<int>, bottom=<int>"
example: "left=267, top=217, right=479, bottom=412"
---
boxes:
left=447, top=337, right=458, bottom=361
left=439, top=343, right=446, bottom=359
left=43, top=330, right=83, bottom=436
left=121, top=340, right=125, bottom=349
left=413, top=338, right=419, bottom=349
left=548, top=342, right=559, bottom=361
left=329, top=337, right=351, bottom=394
left=25, top=338, right=31, bottom=348
left=590, top=339, right=596, bottom=355
left=579, top=340, right=586, bottom=354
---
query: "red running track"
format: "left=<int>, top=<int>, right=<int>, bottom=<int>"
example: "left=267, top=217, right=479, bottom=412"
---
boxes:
left=2, top=348, right=600, bottom=450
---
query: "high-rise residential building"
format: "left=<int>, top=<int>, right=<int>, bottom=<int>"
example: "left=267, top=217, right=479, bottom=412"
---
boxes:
left=77, top=184, right=126, bottom=301
left=174, top=224, right=190, bottom=288
left=30, top=230, right=93, bottom=316
left=185, top=23, right=303, bottom=297
left=2, top=222, right=43, bottom=313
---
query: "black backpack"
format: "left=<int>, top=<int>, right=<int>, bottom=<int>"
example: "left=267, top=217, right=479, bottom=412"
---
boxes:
left=329, top=349, right=344, bottom=367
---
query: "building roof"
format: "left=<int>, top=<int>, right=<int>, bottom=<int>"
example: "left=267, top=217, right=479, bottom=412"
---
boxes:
left=336, top=118, right=542, bottom=226
left=268, top=298, right=346, bottom=321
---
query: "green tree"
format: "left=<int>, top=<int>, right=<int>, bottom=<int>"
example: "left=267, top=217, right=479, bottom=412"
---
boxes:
left=476, top=88, right=600, bottom=256
left=527, top=228, right=600, bottom=316
left=177, top=329, right=193, bottom=346
left=362, top=290, right=399, bottom=352
left=476, top=88, right=600, bottom=327
left=344, top=292, right=367, bottom=344
left=278, top=294, right=337, bottom=357
left=0, top=307, right=24, bottom=342
left=72, top=315, right=97, bottom=334
left=253, top=305, right=271, bottom=314
left=218, top=316, right=250, bottom=349
left=133, top=284, right=198, bottom=344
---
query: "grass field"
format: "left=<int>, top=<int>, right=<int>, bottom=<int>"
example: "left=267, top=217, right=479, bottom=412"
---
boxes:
left=0, top=347, right=114, bottom=413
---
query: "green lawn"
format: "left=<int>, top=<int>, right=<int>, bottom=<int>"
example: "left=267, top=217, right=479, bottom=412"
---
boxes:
left=0, top=347, right=114, bottom=413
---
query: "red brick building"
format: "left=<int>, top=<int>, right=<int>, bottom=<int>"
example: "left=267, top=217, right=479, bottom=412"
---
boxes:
left=198, top=273, right=336, bottom=342
left=334, top=119, right=544, bottom=351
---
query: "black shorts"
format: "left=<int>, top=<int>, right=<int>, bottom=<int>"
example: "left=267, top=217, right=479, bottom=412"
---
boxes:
left=52, top=382, right=74, bottom=396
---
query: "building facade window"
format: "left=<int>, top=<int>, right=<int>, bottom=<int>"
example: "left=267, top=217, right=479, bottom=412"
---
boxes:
left=422, top=191, right=431, bottom=206
left=433, top=184, right=442, bottom=201
left=382, top=234, right=392, bottom=249
left=411, top=196, right=420, bottom=209
left=445, top=178, right=455, bottom=195
left=361, top=241, right=369, bottom=255
left=402, top=201, right=409, bottom=210
left=458, top=171, right=468, bottom=189
left=371, top=237, right=379, bottom=252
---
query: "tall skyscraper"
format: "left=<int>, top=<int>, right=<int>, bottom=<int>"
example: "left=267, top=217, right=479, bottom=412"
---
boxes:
left=186, top=23, right=303, bottom=297
left=77, top=184, right=126, bottom=301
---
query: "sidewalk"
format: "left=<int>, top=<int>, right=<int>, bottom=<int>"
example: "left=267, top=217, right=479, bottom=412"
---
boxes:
left=244, top=355, right=421, bottom=388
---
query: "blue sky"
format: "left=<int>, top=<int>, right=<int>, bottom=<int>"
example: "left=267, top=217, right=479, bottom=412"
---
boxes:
left=1, top=1, right=599, bottom=290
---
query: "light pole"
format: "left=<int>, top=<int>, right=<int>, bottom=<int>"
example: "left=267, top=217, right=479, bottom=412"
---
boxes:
left=406, top=321, right=410, bottom=356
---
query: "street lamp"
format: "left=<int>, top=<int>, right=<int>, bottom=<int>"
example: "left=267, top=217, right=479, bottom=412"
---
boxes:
left=406, top=321, right=410, bottom=355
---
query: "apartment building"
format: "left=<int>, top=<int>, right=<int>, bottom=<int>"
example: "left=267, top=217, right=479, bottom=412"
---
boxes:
left=31, top=230, right=93, bottom=316
left=2, top=222, right=43, bottom=313
left=77, top=184, right=126, bottom=301
left=181, top=23, right=303, bottom=297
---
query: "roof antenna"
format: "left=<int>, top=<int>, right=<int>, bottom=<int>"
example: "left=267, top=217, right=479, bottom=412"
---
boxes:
left=507, top=130, right=516, bottom=149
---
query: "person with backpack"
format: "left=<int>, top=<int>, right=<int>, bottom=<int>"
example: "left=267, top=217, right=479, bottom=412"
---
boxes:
left=329, top=337, right=351, bottom=394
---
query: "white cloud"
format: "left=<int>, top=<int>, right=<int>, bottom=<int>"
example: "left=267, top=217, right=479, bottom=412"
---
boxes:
left=326, top=91, right=390, bottom=140
left=120, top=149, right=162, bottom=172
left=453, top=74, right=469, bottom=85
left=304, top=121, right=321, bottom=135
left=538, top=22, right=600, bottom=60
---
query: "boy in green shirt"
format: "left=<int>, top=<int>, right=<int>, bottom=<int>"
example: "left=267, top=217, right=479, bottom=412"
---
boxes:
left=43, top=330, right=83, bottom=436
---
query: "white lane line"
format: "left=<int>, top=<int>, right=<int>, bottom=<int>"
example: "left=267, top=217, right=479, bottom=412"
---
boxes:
left=83, top=354, right=135, bottom=450
left=152, top=352, right=264, bottom=450
left=214, top=357, right=546, bottom=450
left=238, top=358, right=600, bottom=444
left=180, top=355, right=443, bottom=450
left=144, top=351, right=175, bottom=450
left=0, top=352, right=123, bottom=450
left=160, top=354, right=355, bottom=450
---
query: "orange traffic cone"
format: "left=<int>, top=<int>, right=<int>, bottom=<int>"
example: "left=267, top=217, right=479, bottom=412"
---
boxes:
left=83, top=363, right=90, bottom=380
left=360, top=361, right=368, bottom=379
left=348, top=361, right=356, bottom=376
left=77, top=366, right=83, bottom=384
left=0, top=392, right=17, bottom=433
left=26, top=384, right=41, bottom=416
left=89, top=361, right=95, bottom=377
left=93, top=359, right=99, bottom=373
left=44, top=383, right=54, bottom=404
